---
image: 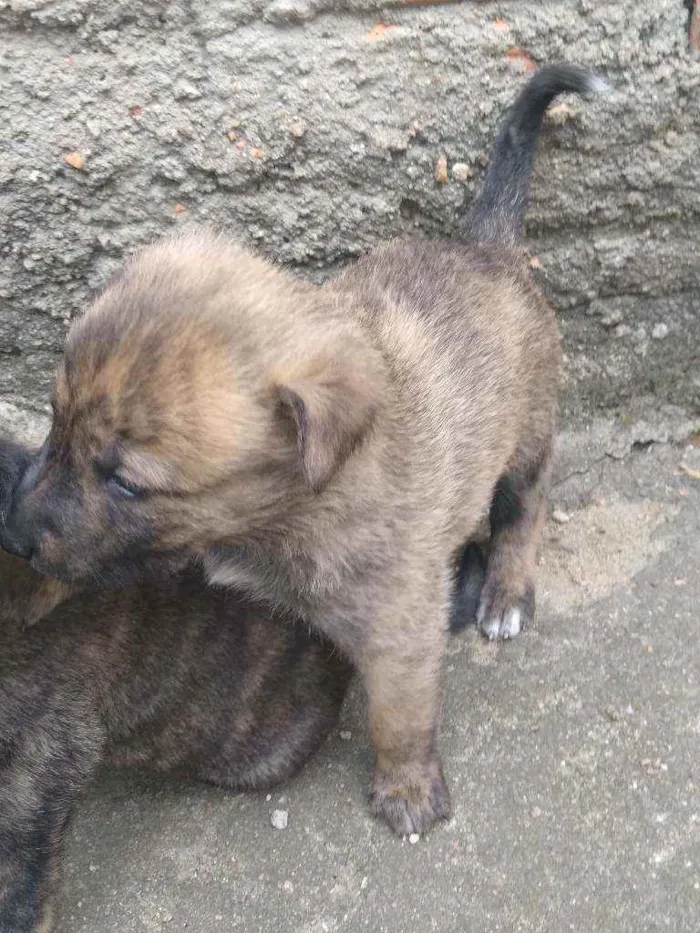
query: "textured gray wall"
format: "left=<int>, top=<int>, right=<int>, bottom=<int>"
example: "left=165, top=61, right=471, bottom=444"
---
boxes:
left=1, top=0, right=698, bottom=417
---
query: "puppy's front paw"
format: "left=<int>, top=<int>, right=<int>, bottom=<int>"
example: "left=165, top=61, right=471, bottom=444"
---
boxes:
left=370, top=756, right=451, bottom=836
left=477, top=582, right=535, bottom=641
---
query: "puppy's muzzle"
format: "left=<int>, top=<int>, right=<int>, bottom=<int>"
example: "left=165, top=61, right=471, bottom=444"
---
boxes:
left=0, top=440, right=40, bottom=560
left=0, top=523, right=36, bottom=561
left=0, top=457, right=59, bottom=565
left=0, top=494, right=56, bottom=562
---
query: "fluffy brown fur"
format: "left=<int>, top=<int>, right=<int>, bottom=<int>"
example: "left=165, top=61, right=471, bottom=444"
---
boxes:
left=1, top=66, right=603, bottom=835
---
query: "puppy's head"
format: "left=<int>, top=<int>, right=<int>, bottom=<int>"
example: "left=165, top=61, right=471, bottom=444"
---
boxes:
left=1, top=233, right=384, bottom=583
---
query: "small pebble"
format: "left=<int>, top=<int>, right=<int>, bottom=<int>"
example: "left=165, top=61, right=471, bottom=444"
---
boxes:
left=271, top=809, right=288, bottom=830
left=265, top=0, right=315, bottom=24
left=451, top=162, right=473, bottom=182
left=282, top=880, right=294, bottom=893
left=546, top=102, right=575, bottom=126
left=409, top=833, right=420, bottom=844
left=434, top=156, right=448, bottom=184
left=289, top=120, right=306, bottom=139
left=339, top=730, right=352, bottom=741
left=530, top=806, right=542, bottom=819
left=173, top=80, right=202, bottom=101
left=64, top=151, right=86, bottom=171
left=651, top=323, right=669, bottom=340
left=552, top=509, right=571, bottom=525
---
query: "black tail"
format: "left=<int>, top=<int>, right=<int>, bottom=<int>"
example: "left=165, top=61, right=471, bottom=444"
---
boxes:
left=465, top=64, right=608, bottom=245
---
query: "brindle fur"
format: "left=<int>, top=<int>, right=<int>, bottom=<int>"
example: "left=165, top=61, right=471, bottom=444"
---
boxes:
left=0, top=563, right=353, bottom=933
left=0, top=443, right=354, bottom=933
left=1, top=66, right=603, bottom=835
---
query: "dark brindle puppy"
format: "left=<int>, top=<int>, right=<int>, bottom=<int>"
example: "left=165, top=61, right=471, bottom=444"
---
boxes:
left=1, top=66, right=605, bottom=836
left=0, top=438, right=481, bottom=932
left=0, top=440, right=354, bottom=933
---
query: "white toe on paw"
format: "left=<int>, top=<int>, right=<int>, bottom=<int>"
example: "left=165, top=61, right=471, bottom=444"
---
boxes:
left=501, top=606, right=521, bottom=639
left=478, top=603, right=522, bottom=641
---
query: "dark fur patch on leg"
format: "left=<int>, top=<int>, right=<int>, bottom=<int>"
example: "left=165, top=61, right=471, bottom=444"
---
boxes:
left=489, top=474, right=524, bottom=531
left=479, top=449, right=550, bottom=641
left=449, top=543, right=487, bottom=632
left=490, top=448, right=547, bottom=533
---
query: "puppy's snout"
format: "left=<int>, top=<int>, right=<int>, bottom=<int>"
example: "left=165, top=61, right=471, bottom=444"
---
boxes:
left=0, top=498, right=58, bottom=564
left=0, top=526, right=35, bottom=561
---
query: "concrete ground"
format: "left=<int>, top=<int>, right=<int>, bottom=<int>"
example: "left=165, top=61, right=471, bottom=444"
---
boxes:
left=35, top=398, right=698, bottom=933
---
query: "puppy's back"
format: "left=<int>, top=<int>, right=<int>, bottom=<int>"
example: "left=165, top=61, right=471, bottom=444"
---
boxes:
left=0, top=553, right=352, bottom=788
left=330, top=238, right=560, bottom=499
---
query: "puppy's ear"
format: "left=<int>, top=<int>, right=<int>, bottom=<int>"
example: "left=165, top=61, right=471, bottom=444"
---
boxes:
left=278, top=347, right=382, bottom=493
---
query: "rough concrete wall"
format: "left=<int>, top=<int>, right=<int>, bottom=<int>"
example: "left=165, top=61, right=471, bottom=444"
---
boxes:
left=1, top=0, right=698, bottom=417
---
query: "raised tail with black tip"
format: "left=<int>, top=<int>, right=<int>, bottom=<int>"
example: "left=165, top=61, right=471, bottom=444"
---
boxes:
left=465, top=64, right=608, bottom=245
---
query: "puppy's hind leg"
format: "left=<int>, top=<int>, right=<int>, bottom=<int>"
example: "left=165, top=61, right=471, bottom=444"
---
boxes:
left=477, top=446, right=552, bottom=641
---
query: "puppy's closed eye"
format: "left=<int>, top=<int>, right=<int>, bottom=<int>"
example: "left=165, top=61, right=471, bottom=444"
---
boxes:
left=104, top=473, right=146, bottom=500
left=94, top=445, right=149, bottom=501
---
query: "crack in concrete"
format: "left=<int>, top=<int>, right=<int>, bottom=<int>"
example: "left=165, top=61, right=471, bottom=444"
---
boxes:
left=553, top=453, right=612, bottom=489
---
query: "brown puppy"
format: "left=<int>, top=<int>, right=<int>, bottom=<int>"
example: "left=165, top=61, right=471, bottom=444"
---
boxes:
left=1, top=66, right=605, bottom=836
left=0, top=438, right=354, bottom=933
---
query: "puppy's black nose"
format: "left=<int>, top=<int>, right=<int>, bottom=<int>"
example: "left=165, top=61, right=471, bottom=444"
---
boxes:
left=0, top=529, right=34, bottom=561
